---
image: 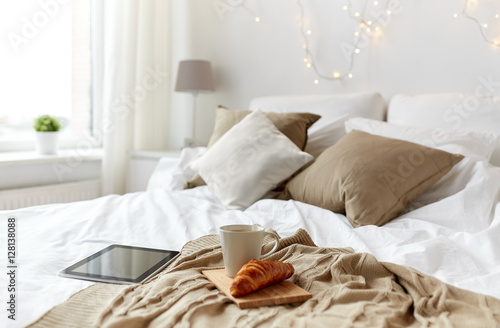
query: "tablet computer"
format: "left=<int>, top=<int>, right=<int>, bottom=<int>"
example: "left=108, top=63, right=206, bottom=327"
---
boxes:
left=59, top=244, right=180, bottom=284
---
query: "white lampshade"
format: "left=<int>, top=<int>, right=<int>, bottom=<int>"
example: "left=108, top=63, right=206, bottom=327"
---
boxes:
left=175, top=60, right=215, bottom=93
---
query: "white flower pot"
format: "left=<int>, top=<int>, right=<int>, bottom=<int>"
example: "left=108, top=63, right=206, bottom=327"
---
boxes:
left=35, top=131, right=60, bottom=154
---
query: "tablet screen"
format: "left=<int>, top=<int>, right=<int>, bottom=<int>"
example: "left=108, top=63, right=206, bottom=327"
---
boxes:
left=59, top=245, right=179, bottom=284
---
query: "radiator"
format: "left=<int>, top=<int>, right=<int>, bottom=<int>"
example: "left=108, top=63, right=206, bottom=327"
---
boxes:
left=0, top=179, right=101, bottom=211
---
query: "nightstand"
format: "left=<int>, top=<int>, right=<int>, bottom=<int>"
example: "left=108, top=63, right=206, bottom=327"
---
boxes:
left=127, top=150, right=181, bottom=193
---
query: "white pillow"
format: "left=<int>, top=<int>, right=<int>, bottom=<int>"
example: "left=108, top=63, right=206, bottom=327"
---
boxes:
left=147, top=147, right=206, bottom=191
left=345, top=117, right=497, bottom=160
left=249, top=92, right=386, bottom=157
left=344, top=118, right=497, bottom=211
left=190, top=109, right=313, bottom=210
left=388, top=93, right=500, bottom=166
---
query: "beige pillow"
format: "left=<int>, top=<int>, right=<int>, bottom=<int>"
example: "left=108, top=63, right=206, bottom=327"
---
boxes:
left=186, top=106, right=320, bottom=188
left=280, top=130, right=464, bottom=227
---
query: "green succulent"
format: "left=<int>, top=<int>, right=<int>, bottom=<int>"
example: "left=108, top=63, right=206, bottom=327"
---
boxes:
left=34, top=115, right=61, bottom=132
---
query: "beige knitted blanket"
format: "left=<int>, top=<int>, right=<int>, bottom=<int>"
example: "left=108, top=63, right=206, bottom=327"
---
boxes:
left=29, top=229, right=500, bottom=327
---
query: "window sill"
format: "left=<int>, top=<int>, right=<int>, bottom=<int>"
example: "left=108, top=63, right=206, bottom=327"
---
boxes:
left=0, top=148, right=103, bottom=166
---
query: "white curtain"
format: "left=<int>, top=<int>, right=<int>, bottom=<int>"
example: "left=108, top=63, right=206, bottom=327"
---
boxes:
left=99, top=0, right=170, bottom=195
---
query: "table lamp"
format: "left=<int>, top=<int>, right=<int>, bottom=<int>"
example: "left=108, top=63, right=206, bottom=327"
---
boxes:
left=175, top=60, right=215, bottom=147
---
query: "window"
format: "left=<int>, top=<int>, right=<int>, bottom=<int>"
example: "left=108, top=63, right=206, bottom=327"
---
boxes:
left=0, top=0, right=94, bottom=151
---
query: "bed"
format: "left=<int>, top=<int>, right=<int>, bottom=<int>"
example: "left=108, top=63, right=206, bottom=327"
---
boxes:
left=3, top=92, right=500, bottom=327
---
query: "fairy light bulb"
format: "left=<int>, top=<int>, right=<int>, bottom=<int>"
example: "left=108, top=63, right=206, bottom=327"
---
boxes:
left=255, top=17, right=260, bottom=23
left=453, top=0, right=500, bottom=48
left=295, top=0, right=395, bottom=83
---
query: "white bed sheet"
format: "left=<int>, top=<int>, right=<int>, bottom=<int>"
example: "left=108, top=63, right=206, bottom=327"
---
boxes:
left=2, top=151, right=500, bottom=328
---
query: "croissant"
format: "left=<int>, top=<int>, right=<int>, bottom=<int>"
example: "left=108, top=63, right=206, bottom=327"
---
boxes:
left=229, top=259, right=294, bottom=297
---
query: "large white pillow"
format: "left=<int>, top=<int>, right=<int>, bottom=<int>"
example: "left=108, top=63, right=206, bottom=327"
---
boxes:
left=190, top=109, right=313, bottom=210
left=249, top=92, right=386, bottom=157
left=345, top=117, right=497, bottom=160
left=388, top=93, right=500, bottom=166
left=344, top=117, right=497, bottom=211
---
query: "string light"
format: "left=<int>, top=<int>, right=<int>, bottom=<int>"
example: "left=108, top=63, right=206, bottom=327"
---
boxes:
left=296, top=0, right=391, bottom=82
left=454, top=0, right=500, bottom=47
left=227, top=0, right=260, bottom=23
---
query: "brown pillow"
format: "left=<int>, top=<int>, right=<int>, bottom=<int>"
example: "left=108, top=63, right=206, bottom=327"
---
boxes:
left=186, top=106, right=321, bottom=188
left=279, top=130, right=464, bottom=227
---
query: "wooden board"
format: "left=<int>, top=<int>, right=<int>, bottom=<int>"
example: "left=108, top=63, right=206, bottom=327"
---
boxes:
left=202, top=269, right=312, bottom=309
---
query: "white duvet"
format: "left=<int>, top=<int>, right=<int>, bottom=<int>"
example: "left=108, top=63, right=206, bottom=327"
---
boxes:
left=2, top=148, right=500, bottom=328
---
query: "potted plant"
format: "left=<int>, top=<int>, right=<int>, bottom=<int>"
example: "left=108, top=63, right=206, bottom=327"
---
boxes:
left=34, top=115, right=61, bottom=154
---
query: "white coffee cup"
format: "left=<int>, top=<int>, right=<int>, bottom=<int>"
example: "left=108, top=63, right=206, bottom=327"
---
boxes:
left=220, top=224, right=280, bottom=278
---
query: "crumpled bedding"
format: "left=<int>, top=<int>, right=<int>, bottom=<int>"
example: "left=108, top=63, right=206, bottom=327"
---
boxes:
left=29, top=229, right=500, bottom=328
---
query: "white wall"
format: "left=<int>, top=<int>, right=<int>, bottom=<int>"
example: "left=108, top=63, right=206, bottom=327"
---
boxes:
left=168, top=0, right=500, bottom=149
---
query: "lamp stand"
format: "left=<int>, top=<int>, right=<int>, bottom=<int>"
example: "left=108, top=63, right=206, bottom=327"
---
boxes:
left=184, top=92, right=198, bottom=148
